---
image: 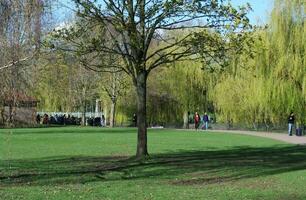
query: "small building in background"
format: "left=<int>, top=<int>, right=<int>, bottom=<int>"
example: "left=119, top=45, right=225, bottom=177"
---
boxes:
left=0, top=92, right=39, bottom=126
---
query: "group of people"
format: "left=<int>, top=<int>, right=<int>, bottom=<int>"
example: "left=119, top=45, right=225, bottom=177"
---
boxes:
left=36, top=114, right=80, bottom=125
left=87, top=115, right=106, bottom=127
left=194, top=112, right=210, bottom=130
left=36, top=113, right=106, bottom=126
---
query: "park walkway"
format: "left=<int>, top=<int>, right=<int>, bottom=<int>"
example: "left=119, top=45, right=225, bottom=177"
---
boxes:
left=210, top=130, right=306, bottom=145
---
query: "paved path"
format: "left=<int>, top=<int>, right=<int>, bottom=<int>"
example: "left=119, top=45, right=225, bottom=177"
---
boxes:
left=210, top=130, right=306, bottom=145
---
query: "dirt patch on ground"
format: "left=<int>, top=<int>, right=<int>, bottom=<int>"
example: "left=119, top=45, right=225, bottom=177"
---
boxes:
left=170, top=173, right=235, bottom=186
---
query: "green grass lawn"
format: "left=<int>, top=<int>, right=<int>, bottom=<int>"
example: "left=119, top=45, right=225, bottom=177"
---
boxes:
left=1, top=127, right=306, bottom=200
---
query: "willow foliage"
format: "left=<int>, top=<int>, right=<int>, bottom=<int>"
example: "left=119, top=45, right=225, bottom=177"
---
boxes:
left=213, top=0, right=305, bottom=127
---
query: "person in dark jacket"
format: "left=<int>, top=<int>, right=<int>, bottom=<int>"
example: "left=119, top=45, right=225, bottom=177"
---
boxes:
left=194, top=112, right=201, bottom=131
left=36, top=114, right=41, bottom=124
left=203, top=112, right=209, bottom=130
left=132, top=113, right=137, bottom=127
left=288, top=112, right=295, bottom=136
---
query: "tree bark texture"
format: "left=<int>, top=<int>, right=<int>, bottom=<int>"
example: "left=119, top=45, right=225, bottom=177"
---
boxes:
left=183, top=111, right=189, bottom=129
left=81, top=87, right=86, bottom=126
left=110, top=100, right=116, bottom=128
left=136, top=71, right=149, bottom=157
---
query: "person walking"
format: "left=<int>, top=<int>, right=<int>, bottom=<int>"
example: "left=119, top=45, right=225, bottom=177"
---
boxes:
left=101, top=115, right=105, bottom=127
left=132, top=113, right=137, bottom=127
left=203, top=112, right=209, bottom=130
left=288, top=112, right=295, bottom=136
left=194, top=112, right=201, bottom=131
left=36, top=114, right=41, bottom=124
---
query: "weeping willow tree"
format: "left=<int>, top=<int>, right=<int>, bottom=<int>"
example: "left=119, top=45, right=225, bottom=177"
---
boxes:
left=138, top=55, right=224, bottom=129
left=34, top=53, right=101, bottom=113
left=213, top=0, right=305, bottom=129
left=267, top=0, right=305, bottom=125
left=35, top=62, right=79, bottom=112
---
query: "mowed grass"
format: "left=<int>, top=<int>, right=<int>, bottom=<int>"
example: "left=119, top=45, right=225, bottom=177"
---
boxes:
left=1, top=127, right=306, bottom=200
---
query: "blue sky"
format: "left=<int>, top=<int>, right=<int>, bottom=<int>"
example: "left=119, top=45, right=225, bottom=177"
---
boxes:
left=232, top=0, right=274, bottom=25
left=54, top=0, right=274, bottom=25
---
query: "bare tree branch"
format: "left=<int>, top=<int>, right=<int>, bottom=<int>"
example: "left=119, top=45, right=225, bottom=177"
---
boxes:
left=0, top=57, right=30, bottom=71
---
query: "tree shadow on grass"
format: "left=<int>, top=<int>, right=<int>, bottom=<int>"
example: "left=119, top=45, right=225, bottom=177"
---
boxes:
left=1, top=144, right=306, bottom=187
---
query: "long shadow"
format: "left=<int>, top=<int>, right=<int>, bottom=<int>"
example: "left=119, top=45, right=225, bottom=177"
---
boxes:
left=1, top=144, right=306, bottom=186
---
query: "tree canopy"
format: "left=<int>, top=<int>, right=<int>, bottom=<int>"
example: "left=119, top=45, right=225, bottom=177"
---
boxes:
left=49, top=0, right=252, bottom=157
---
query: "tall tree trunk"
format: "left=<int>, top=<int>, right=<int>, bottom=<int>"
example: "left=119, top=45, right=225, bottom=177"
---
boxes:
left=81, top=87, right=86, bottom=126
left=95, top=99, right=100, bottom=117
left=8, top=104, right=13, bottom=126
left=136, top=71, right=148, bottom=158
left=109, top=72, right=117, bottom=128
left=0, top=106, right=4, bottom=125
left=183, top=111, right=189, bottom=129
left=110, top=100, right=116, bottom=128
left=104, top=102, right=108, bottom=126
